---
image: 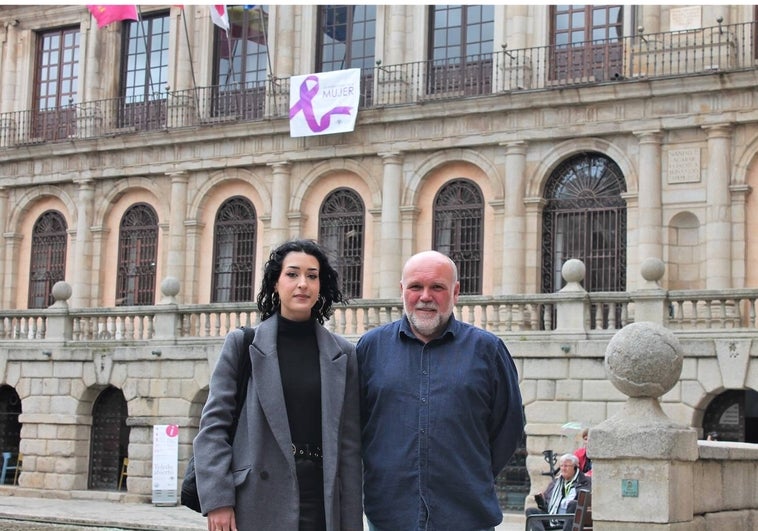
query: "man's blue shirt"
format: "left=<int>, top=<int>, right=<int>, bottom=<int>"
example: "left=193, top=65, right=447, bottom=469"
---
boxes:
left=356, top=315, right=524, bottom=531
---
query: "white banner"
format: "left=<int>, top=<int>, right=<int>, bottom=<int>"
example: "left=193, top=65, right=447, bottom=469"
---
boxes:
left=289, top=68, right=361, bottom=138
left=152, top=424, right=179, bottom=505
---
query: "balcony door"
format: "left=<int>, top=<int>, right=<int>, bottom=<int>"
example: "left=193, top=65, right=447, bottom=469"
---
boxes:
left=120, top=12, right=170, bottom=130
left=551, top=5, right=624, bottom=82
left=213, top=5, right=269, bottom=120
left=427, top=5, right=494, bottom=96
left=33, top=27, right=80, bottom=141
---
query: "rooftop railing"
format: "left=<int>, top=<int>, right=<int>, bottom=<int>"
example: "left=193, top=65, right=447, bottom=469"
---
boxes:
left=0, top=21, right=754, bottom=150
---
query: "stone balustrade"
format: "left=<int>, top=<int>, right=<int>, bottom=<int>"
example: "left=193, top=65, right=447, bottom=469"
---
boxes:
left=2, top=258, right=757, bottom=344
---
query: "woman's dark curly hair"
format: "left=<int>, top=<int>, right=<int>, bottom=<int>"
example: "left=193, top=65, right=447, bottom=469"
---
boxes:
left=257, top=239, right=346, bottom=324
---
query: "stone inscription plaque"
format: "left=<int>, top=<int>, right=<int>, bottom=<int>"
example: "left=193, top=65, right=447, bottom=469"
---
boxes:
left=667, top=148, right=701, bottom=184
left=670, top=6, right=702, bottom=32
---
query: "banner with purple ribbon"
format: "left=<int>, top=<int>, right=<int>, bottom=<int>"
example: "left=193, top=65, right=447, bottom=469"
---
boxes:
left=289, top=68, right=360, bottom=138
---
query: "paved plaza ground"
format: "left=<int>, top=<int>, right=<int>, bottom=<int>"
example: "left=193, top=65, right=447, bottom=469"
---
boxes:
left=0, top=492, right=525, bottom=531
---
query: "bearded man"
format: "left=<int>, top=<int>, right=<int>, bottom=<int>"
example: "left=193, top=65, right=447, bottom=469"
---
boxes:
left=356, top=250, right=524, bottom=531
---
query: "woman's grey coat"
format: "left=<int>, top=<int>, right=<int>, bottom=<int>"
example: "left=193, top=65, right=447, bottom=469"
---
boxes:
left=193, top=316, right=363, bottom=530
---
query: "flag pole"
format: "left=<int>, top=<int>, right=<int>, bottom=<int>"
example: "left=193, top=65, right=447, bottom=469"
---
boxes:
left=135, top=6, right=158, bottom=98
left=180, top=7, right=199, bottom=90
left=257, top=5, right=273, bottom=80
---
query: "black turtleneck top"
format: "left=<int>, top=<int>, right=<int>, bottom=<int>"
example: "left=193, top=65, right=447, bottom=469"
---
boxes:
left=276, top=314, right=322, bottom=446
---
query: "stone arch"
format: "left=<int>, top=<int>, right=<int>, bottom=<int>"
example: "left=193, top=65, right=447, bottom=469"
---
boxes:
left=698, top=388, right=758, bottom=443
left=527, top=138, right=637, bottom=199
left=93, top=177, right=167, bottom=229
left=665, top=211, right=704, bottom=290
left=731, top=134, right=758, bottom=187
left=7, top=185, right=77, bottom=233
left=743, top=150, right=758, bottom=288
left=188, top=167, right=270, bottom=222
left=291, top=158, right=381, bottom=213
left=404, top=148, right=502, bottom=207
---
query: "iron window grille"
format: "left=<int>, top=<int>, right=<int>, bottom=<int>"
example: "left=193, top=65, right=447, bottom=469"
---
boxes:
left=211, top=196, right=257, bottom=303
left=433, top=178, right=484, bottom=295
left=319, top=188, right=365, bottom=299
left=115, top=203, right=158, bottom=306
left=28, top=210, right=68, bottom=309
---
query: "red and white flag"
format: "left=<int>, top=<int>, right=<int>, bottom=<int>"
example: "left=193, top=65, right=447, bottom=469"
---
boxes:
left=210, top=5, right=230, bottom=31
left=87, top=5, right=139, bottom=28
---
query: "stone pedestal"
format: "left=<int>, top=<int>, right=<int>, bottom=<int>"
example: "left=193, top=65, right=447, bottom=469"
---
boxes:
left=588, top=322, right=699, bottom=530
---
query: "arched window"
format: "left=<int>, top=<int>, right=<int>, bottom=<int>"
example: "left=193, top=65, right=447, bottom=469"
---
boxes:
left=433, top=179, right=483, bottom=295
left=541, top=152, right=626, bottom=295
left=116, top=204, right=158, bottom=306
left=28, top=210, right=67, bottom=309
left=88, top=387, right=130, bottom=490
left=211, top=197, right=257, bottom=303
left=319, top=188, right=364, bottom=299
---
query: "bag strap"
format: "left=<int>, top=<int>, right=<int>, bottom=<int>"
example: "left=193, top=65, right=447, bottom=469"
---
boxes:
left=229, top=326, right=254, bottom=436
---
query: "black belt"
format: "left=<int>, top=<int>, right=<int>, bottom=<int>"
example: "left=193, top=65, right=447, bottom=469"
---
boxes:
left=292, top=443, right=322, bottom=462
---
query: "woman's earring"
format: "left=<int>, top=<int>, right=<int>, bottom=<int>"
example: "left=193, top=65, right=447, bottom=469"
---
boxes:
left=272, top=292, right=280, bottom=307
left=316, top=294, right=325, bottom=309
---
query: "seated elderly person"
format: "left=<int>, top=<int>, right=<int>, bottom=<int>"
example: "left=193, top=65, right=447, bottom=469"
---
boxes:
left=525, top=453, right=592, bottom=531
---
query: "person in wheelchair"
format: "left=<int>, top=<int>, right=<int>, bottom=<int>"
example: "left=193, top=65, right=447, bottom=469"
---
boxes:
left=525, top=453, right=591, bottom=531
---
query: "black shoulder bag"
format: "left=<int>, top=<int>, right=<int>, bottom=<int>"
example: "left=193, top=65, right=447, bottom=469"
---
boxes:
left=181, top=326, right=255, bottom=512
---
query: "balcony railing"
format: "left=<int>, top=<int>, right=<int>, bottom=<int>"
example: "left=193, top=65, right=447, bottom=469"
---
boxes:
left=0, top=21, right=755, bottom=150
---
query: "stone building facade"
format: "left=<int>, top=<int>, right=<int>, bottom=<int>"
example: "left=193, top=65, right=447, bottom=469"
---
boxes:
left=0, top=3, right=757, bottom=511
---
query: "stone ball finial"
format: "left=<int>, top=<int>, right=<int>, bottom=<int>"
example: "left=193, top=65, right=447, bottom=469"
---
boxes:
left=160, top=277, right=180, bottom=298
left=51, top=281, right=72, bottom=302
left=562, top=259, right=586, bottom=284
left=605, top=321, right=683, bottom=398
left=640, top=257, right=665, bottom=282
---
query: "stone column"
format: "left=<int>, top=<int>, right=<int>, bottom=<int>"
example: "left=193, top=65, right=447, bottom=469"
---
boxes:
left=165, top=172, right=189, bottom=292
left=0, top=187, right=7, bottom=307
left=378, top=152, right=403, bottom=298
left=589, top=322, right=698, bottom=530
left=3, top=233, right=21, bottom=308
left=268, top=162, right=291, bottom=248
left=634, top=130, right=663, bottom=265
left=72, top=179, right=95, bottom=308
left=501, top=141, right=527, bottom=294
left=385, top=5, right=407, bottom=65
left=703, top=124, right=732, bottom=290
left=640, top=5, right=662, bottom=34
left=1, top=21, right=18, bottom=114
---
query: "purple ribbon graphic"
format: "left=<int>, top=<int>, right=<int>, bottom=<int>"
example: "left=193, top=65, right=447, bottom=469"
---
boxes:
left=289, top=75, right=353, bottom=133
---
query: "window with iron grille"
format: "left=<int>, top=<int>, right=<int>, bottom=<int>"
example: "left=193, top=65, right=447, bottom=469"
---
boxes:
left=213, top=5, right=269, bottom=119
left=433, top=179, right=483, bottom=295
left=318, top=188, right=364, bottom=299
left=541, top=152, right=627, bottom=295
left=211, top=196, right=257, bottom=303
left=33, top=26, right=80, bottom=141
left=427, top=5, right=494, bottom=96
left=316, top=6, right=376, bottom=107
left=28, top=210, right=68, bottom=309
left=550, top=5, right=624, bottom=81
left=116, top=203, right=158, bottom=306
left=120, top=11, right=170, bottom=129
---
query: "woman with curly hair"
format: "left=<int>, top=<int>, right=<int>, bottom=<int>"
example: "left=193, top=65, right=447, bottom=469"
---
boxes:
left=193, top=239, right=362, bottom=531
